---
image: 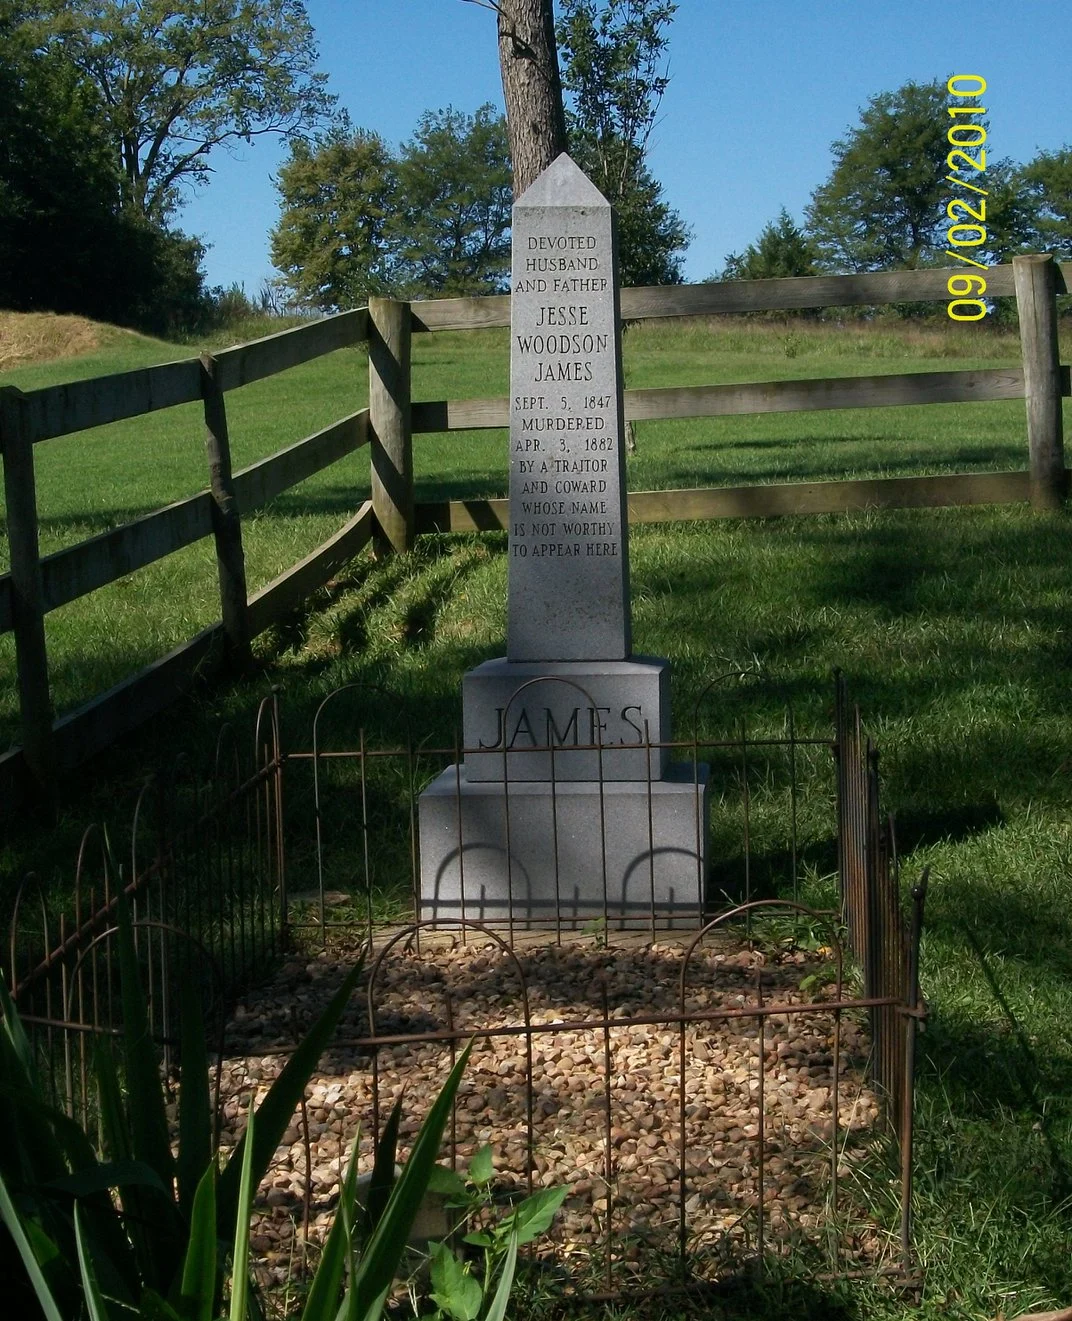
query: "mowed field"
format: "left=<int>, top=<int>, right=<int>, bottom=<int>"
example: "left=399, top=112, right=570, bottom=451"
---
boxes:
left=2, top=310, right=1072, bottom=1317
left=0, top=311, right=1060, bottom=742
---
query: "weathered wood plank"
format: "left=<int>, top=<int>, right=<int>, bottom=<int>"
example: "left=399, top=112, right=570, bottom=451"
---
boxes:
left=201, top=354, right=250, bottom=666
left=624, top=472, right=1035, bottom=520
left=1, top=387, right=54, bottom=793
left=412, top=397, right=509, bottom=431
left=232, top=410, right=369, bottom=513
left=50, top=624, right=226, bottom=771
left=410, top=295, right=511, bottom=331
left=213, top=308, right=369, bottom=392
left=409, top=264, right=1070, bottom=330
left=411, top=367, right=1032, bottom=434
left=415, top=470, right=1038, bottom=532
left=24, top=358, right=202, bottom=443
left=624, top=367, right=1028, bottom=420
left=40, top=492, right=213, bottom=612
left=368, top=299, right=413, bottom=553
left=247, top=500, right=375, bottom=636
left=415, top=498, right=509, bottom=533
left=1014, top=255, right=1067, bottom=508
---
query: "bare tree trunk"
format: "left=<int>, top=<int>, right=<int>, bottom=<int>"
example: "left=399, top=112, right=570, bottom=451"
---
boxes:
left=495, top=0, right=568, bottom=196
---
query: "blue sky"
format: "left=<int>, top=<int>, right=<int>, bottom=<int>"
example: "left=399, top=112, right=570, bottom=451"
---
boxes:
left=181, top=0, right=1070, bottom=294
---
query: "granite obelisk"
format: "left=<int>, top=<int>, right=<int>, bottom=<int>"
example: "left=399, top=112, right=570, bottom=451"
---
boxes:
left=419, top=155, right=707, bottom=927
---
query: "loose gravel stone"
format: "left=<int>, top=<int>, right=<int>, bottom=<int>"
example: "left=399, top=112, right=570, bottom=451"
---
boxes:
left=215, top=932, right=890, bottom=1293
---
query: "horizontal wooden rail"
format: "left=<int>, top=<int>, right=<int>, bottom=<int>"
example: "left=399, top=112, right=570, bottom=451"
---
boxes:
left=246, top=500, right=374, bottom=636
left=40, top=492, right=214, bottom=613
left=26, top=359, right=203, bottom=443
left=1, top=501, right=377, bottom=787
left=213, top=308, right=368, bottom=392
left=410, top=262, right=1072, bottom=331
left=411, top=365, right=1051, bottom=434
left=0, top=410, right=372, bottom=626
left=18, top=309, right=369, bottom=444
left=233, top=409, right=369, bottom=512
left=415, top=469, right=1042, bottom=533
left=51, top=622, right=225, bottom=771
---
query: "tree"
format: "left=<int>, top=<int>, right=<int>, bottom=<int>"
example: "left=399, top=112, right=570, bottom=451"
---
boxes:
left=1012, top=148, right=1072, bottom=258
left=270, top=120, right=399, bottom=311
left=270, top=105, right=513, bottom=309
left=721, top=210, right=819, bottom=281
left=393, top=105, right=512, bottom=296
left=557, top=0, right=688, bottom=284
left=486, top=0, right=568, bottom=195
left=806, top=78, right=988, bottom=273
left=0, top=0, right=211, bottom=332
left=41, top=0, right=334, bottom=220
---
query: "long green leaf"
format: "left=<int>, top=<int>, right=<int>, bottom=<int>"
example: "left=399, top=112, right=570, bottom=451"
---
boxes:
left=45, top=1159, right=168, bottom=1199
left=361, top=1097, right=402, bottom=1240
left=228, top=1104, right=256, bottom=1321
left=218, top=955, right=365, bottom=1233
left=177, top=977, right=211, bottom=1222
left=299, top=1138, right=362, bottom=1321
left=0, top=1168, right=65, bottom=1321
left=177, top=1161, right=217, bottom=1321
left=348, top=1043, right=473, bottom=1319
left=0, top=969, right=36, bottom=1082
left=114, top=891, right=175, bottom=1189
left=74, top=1201, right=114, bottom=1321
left=93, top=1040, right=132, bottom=1167
left=482, top=1228, right=518, bottom=1321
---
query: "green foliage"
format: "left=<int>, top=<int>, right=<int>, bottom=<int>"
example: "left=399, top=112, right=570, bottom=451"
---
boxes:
left=557, top=0, right=689, bottom=285
left=806, top=78, right=986, bottom=272
left=1012, top=147, right=1072, bottom=258
left=0, top=0, right=211, bottom=333
left=0, top=889, right=366, bottom=1318
left=394, top=105, right=512, bottom=297
left=420, top=1146, right=566, bottom=1321
left=721, top=210, right=819, bottom=282
left=272, top=104, right=512, bottom=309
left=270, top=120, right=400, bottom=310
left=40, top=0, right=334, bottom=221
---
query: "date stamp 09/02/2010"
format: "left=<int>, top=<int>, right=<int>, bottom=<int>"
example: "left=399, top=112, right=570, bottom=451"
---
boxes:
left=944, top=73, right=990, bottom=322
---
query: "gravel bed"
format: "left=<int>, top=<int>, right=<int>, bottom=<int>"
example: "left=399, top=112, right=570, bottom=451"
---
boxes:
left=215, top=931, right=893, bottom=1296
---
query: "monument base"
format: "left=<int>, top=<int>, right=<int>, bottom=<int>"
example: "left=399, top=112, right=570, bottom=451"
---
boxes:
left=462, top=656, right=671, bottom=781
left=418, top=763, right=709, bottom=929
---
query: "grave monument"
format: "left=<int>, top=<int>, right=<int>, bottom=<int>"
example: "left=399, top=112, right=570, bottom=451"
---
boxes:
left=419, top=154, right=708, bottom=926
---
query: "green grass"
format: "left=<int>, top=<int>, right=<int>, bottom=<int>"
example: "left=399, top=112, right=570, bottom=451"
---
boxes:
left=1, top=312, right=1066, bottom=749
left=2, top=311, right=1072, bottom=1318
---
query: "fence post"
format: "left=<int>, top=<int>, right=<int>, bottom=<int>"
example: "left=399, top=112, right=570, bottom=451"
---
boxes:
left=199, top=354, right=251, bottom=667
left=0, top=387, right=55, bottom=799
left=1013, top=254, right=1066, bottom=510
left=368, top=297, right=413, bottom=553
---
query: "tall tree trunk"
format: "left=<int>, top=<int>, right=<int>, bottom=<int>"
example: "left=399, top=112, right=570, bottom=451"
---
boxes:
left=496, top=0, right=568, bottom=196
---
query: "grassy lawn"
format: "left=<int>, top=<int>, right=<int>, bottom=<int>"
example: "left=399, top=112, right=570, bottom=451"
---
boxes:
left=1, top=311, right=1071, bottom=1318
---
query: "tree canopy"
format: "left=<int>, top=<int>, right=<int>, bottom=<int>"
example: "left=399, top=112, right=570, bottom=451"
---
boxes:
left=271, top=105, right=512, bottom=310
left=721, top=210, right=819, bottom=282
left=557, top=0, right=689, bottom=284
left=41, top=0, right=334, bottom=220
left=0, top=0, right=209, bottom=331
left=806, top=79, right=969, bottom=272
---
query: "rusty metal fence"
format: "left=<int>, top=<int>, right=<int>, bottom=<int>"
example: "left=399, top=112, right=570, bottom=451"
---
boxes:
left=6, top=694, right=286, bottom=1125
left=4, top=675, right=927, bottom=1296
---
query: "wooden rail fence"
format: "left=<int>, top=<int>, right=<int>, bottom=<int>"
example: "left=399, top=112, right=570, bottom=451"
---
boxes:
left=0, top=256, right=1067, bottom=804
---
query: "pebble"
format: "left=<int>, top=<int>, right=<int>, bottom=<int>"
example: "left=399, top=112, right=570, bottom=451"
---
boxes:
left=214, top=935, right=886, bottom=1295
